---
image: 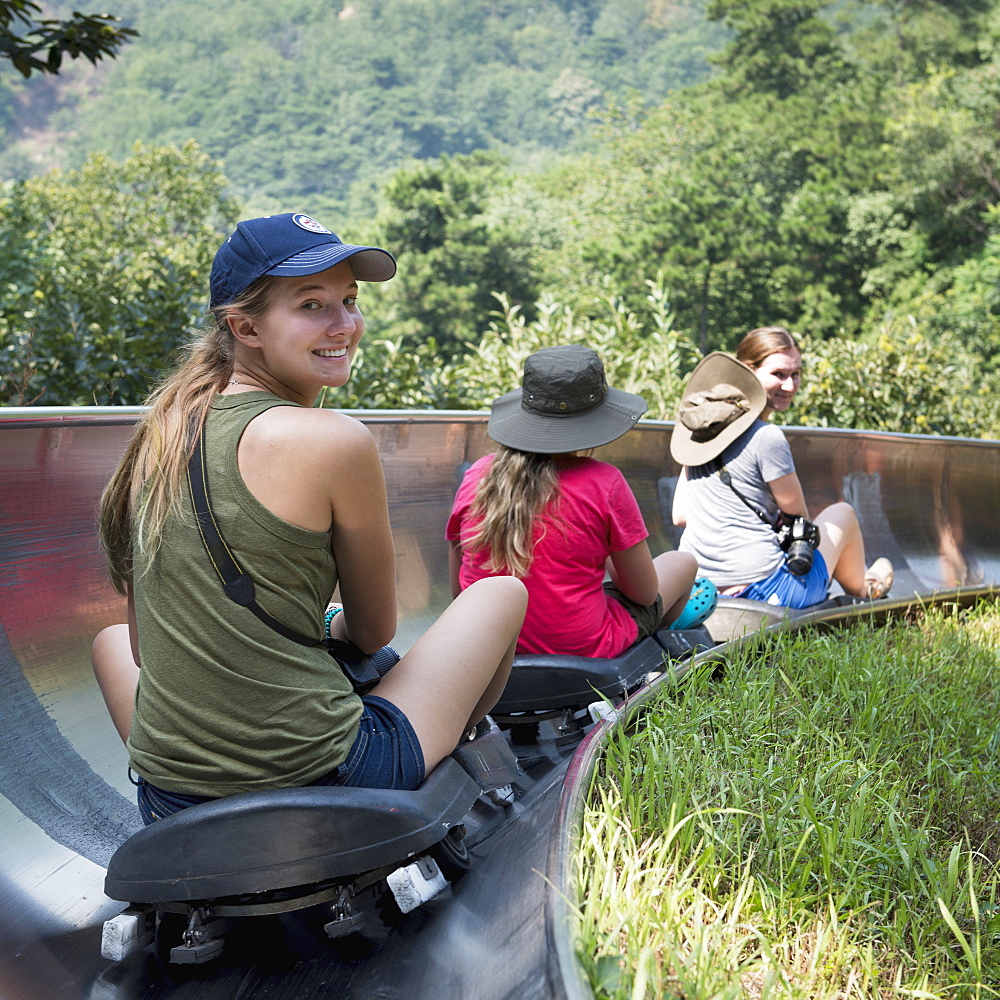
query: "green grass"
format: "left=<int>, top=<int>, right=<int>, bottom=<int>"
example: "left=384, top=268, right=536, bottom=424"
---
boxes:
left=575, top=600, right=1000, bottom=999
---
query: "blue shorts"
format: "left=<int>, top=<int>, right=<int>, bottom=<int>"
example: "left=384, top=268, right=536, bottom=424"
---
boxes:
left=135, top=694, right=425, bottom=825
left=740, top=551, right=829, bottom=609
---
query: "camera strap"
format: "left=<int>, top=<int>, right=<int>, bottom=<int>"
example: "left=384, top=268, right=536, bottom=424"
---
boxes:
left=186, top=428, right=393, bottom=692
left=712, top=460, right=776, bottom=531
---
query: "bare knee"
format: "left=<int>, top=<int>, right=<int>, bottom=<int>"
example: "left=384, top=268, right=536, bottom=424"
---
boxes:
left=816, top=502, right=863, bottom=554
left=463, top=575, right=527, bottom=601
left=460, top=576, right=528, bottom=622
left=654, top=550, right=698, bottom=591
left=92, top=624, right=129, bottom=675
left=817, top=502, right=860, bottom=532
left=91, top=624, right=138, bottom=744
left=675, top=552, right=698, bottom=577
left=656, top=550, right=696, bottom=567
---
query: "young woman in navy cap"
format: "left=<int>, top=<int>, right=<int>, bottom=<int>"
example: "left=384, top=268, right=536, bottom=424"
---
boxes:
left=92, top=213, right=526, bottom=822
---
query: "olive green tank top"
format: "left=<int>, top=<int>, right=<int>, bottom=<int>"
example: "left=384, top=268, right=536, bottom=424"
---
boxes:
left=127, top=392, right=362, bottom=797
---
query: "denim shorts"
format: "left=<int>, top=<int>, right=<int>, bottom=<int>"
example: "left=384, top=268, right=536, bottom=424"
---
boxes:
left=135, top=694, right=425, bottom=825
left=740, top=550, right=829, bottom=609
left=603, top=582, right=664, bottom=642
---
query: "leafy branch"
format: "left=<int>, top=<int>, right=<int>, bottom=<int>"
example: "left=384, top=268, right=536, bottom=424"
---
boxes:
left=0, top=0, right=137, bottom=77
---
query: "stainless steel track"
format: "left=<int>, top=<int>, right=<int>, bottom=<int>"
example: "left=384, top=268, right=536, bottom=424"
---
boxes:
left=1, top=409, right=997, bottom=1000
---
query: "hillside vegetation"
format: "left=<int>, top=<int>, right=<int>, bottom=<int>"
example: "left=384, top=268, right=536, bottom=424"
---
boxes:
left=0, top=0, right=724, bottom=218
left=0, top=0, right=998, bottom=434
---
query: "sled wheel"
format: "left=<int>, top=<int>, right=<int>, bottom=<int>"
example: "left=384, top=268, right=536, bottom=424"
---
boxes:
left=345, top=885, right=401, bottom=950
left=429, top=825, right=471, bottom=882
left=154, top=911, right=187, bottom=967
left=508, top=720, right=539, bottom=745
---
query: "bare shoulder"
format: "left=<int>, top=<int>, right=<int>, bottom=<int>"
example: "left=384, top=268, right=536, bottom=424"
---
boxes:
left=239, top=406, right=382, bottom=500
left=245, top=405, right=376, bottom=466
left=236, top=406, right=383, bottom=532
left=253, top=404, right=368, bottom=436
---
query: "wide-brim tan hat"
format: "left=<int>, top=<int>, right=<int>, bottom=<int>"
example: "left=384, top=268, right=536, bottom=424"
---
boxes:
left=488, top=344, right=648, bottom=454
left=669, top=352, right=766, bottom=466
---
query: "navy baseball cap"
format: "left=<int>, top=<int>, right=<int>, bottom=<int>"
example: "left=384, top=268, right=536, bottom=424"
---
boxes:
left=210, top=212, right=396, bottom=308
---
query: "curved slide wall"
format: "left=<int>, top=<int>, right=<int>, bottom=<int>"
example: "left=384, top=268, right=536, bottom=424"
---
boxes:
left=1, top=408, right=998, bottom=1000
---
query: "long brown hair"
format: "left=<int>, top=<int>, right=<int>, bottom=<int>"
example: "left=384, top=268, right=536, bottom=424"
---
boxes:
left=735, top=326, right=801, bottom=369
left=463, top=446, right=562, bottom=578
left=98, top=275, right=278, bottom=595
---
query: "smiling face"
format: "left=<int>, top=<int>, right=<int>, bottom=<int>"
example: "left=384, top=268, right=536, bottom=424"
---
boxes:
left=753, top=349, right=801, bottom=417
left=229, top=261, right=365, bottom=404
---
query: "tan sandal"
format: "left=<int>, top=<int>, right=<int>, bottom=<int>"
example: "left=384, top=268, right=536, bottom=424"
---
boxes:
left=864, top=557, right=894, bottom=600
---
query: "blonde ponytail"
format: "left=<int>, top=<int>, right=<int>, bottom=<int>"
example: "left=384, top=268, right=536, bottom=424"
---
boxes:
left=464, top=446, right=562, bottom=578
left=99, top=275, right=277, bottom=595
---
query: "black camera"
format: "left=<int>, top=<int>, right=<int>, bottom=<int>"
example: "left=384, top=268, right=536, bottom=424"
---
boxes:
left=774, top=513, right=821, bottom=576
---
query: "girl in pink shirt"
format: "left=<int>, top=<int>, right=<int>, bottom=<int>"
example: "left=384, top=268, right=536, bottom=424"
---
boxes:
left=447, top=345, right=703, bottom=658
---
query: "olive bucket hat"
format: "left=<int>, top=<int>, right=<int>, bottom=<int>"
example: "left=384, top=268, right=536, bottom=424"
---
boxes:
left=669, top=352, right=767, bottom=467
left=488, top=345, right=648, bottom=454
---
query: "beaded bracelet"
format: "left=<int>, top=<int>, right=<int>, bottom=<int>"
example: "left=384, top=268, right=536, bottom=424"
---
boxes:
left=324, top=606, right=342, bottom=639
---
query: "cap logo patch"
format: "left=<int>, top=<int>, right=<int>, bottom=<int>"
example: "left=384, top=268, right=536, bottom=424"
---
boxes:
left=292, top=214, right=332, bottom=234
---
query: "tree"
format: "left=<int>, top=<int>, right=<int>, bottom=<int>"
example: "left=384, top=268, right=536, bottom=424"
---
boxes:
left=373, top=152, right=545, bottom=353
left=550, top=83, right=877, bottom=350
left=47, top=0, right=722, bottom=222
left=0, top=0, right=136, bottom=77
left=540, top=0, right=901, bottom=348
left=0, top=141, right=239, bottom=405
left=791, top=318, right=1000, bottom=438
left=706, top=0, right=848, bottom=100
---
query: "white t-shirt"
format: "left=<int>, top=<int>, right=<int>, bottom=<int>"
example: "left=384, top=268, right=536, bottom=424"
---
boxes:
left=678, top=421, right=796, bottom=588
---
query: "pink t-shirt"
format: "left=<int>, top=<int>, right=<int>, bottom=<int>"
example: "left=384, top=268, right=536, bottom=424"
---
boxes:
left=445, top=454, right=649, bottom=657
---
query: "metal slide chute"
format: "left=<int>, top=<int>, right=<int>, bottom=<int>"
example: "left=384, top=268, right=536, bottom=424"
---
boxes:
left=0, top=407, right=996, bottom=999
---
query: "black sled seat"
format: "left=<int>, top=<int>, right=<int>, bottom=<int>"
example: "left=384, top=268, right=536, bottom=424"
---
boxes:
left=493, top=629, right=715, bottom=720
left=101, top=739, right=520, bottom=964
left=105, top=756, right=482, bottom=904
left=494, top=636, right=663, bottom=716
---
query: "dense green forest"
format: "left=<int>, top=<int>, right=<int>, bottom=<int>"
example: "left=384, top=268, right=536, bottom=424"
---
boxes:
left=0, top=0, right=725, bottom=217
left=1, top=0, right=998, bottom=438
